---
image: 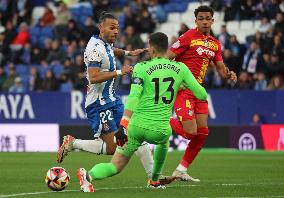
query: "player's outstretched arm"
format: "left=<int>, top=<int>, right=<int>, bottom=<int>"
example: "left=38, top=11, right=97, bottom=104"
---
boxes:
left=182, top=64, right=208, bottom=100
left=88, top=65, right=132, bottom=84
left=113, top=48, right=148, bottom=57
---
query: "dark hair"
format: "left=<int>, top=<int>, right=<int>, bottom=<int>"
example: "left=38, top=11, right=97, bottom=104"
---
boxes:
left=194, top=5, right=214, bottom=18
left=149, top=32, right=168, bottom=53
left=98, top=11, right=117, bottom=24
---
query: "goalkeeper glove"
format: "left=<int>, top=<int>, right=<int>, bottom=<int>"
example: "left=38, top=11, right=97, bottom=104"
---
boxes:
left=115, top=116, right=129, bottom=147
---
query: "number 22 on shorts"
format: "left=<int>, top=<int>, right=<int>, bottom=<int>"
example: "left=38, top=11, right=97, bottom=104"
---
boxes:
left=100, top=110, right=113, bottom=123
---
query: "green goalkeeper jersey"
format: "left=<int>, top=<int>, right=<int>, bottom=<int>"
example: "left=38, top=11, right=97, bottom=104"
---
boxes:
left=125, top=57, right=207, bottom=131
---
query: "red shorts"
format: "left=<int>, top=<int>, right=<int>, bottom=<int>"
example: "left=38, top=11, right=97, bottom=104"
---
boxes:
left=174, top=90, right=208, bottom=121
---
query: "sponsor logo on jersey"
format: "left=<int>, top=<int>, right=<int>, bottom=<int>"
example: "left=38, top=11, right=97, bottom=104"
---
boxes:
left=196, top=47, right=215, bottom=57
left=172, top=40, right=180, bottom=48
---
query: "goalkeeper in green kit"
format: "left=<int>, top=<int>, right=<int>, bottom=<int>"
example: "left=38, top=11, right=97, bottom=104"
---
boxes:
left=77, top=32, right=208, bottom=192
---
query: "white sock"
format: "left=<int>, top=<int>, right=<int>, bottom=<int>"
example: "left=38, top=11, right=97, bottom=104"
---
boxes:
left=135, top=142, right=154, bottom=178
left=73, top=138, right=107, bottom=154
left=176, top=163, right=187, bottom=172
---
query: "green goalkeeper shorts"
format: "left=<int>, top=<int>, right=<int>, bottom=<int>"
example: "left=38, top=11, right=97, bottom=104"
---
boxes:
left=116, top=123, right=171, bottom=157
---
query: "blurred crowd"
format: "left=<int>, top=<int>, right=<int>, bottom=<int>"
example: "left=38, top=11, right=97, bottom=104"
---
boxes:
left=0, top=0, right=283, bottom=93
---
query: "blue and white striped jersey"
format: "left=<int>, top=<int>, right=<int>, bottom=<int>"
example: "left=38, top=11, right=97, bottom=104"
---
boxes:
left=84, top=36, right=120, bottom=109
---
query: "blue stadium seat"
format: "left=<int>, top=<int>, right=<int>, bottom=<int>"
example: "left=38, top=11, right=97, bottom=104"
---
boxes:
left=118, top=15, right=126, bottom=30
left=79, top=15, right=88, bottom=25
left=18, top=74, right=29, bottom=91
left=119, top=0, right=128, bottom=6
left=59, top=82, right=73, bottom=92
left=81, top=6, right=93, bottom=17
left=15, top=65, right=28, bottom=75
left=52, top=64, right=64, bottom=78
left=38, top=66, right=50, bottom=78
left=163, top=3, right=188, bottom=13
left=70, top=7, right=80, bottom=16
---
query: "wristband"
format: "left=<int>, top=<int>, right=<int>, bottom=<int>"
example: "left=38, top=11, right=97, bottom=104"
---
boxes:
left=120, top=116, right=130, bottom=128
left=124, top=50, right=130, bottom=56
left=116, top=70, right=122, bottom=76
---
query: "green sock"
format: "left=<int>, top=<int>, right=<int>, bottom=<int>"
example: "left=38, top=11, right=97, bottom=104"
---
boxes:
left=152, top=142, right=169, bottom=181
left=89, top=163, right=118, bottom=180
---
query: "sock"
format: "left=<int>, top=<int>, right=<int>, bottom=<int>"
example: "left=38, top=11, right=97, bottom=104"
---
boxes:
left=135, top=142, right=154, bottom=178
left=73, top=138, right=107, bottom=154
left=170, top=118, right=195, bottom=139
left=179, top=127, right=208, bottom=169
left=89, top=163, right=118, bottom=180
left=152, top=142, right=169, bottom=181
left=176, top=164, right=187, bottom=172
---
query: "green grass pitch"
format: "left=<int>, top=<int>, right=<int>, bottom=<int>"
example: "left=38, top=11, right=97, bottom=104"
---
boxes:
left=0, top=149, right=284, bottom=198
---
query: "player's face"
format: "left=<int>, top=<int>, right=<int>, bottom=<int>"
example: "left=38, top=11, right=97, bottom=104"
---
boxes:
left=100, top=18, right=119, bottom=43
left=195, top=12, right=214, bottom=35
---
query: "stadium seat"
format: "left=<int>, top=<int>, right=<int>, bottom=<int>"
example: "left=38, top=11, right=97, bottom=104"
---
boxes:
left=79, top=15, right=88, bottom=26
left=226, top=21, right=240, bottom=32
left=181, top=12, right=195, bottom=24
left=70, top=7, right=80, bottom=16
left=253, top=20, right=261, bottom=29
left=15, top=65, right=28, bottom=75
left=59, top=82, right=73, bottom=92
left=187, top=2, right=201, bottom=12
left=240, top=20, right=254, bottom=30
left=52, top=64, right=64, bottom=78
left=38, top=66, right=50, bottom=78
left=118, top=15, right=126, bottom=30
left=167, top=13, right=182, bottom=23
left=119, top=0, right=129, bottom=6
left=211, top=21, right=223, bottom=35
left=81, top=6, right=93, bottom=17
left=19, top=74, right=29, bottom=89
left=31, top=6, right=45, bottom=25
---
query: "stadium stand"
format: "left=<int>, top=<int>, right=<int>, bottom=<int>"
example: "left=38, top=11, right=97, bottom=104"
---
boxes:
left=0, top=0, right=283, bottom=93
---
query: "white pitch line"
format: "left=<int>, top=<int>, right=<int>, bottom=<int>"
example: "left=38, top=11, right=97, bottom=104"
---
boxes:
left=0, top=185, right=197, bottom=198
left=0, top=190, right=79, bottom=198
left=0, top=183, right=284, bottom=198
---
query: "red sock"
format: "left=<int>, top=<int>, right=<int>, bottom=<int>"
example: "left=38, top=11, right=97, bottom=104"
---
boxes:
left=180, top=127, right=209, bottom=168
left=170, top=118, right=195, bottom=139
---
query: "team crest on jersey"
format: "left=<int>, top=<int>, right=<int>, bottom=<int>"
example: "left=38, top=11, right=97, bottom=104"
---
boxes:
left=103, top=123, right=110, bottom=131
left=204, top=40, right=209, bottom=47
left=188, top=110, right=193, bottom=116
left=132, top=77, right=144, bottom=85
left=172, top=40, right=180, bottom=48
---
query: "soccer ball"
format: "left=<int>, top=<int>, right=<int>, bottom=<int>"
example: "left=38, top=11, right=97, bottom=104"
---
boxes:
left=45, top=167, right=70, bottom=191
